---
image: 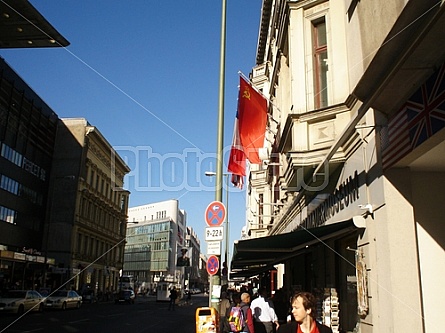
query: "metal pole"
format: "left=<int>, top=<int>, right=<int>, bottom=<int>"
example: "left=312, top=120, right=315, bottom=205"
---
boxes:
left=210, top=0, right=227, bottom=309
left=225, top=174, right=229, bottom=268
left=215, top=0, right=226, bottom=205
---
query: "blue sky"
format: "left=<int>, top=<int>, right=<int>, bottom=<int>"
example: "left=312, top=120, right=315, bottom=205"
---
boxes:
left=1, top=1, right=263, bottom=257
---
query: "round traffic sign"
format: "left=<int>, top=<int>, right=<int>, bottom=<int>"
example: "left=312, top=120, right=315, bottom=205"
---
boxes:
left=205, top=201, right=226, bottom=227
left=206, top=255, right=219, bottom=276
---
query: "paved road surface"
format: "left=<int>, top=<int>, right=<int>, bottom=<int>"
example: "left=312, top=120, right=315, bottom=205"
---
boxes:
left=0, top=294, right=210, bottom=333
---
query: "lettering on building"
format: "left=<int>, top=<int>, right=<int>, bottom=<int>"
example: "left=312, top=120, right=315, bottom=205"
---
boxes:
left=300, top=170, right=360, bottom=229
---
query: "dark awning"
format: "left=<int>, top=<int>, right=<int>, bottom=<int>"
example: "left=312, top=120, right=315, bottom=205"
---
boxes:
left=230, top=219, right=364, bottom=279
left=0, top=0, right=69, bottom=48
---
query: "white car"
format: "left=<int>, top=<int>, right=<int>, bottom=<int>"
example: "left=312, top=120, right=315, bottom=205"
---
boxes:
left=45, top=290, right=82, bottom=310
left=0, top=290, right=45, bottom=315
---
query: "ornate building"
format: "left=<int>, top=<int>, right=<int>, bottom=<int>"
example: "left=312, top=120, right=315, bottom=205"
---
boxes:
left=232, top=1, right=445, bottom=332
left=46, top=118, right=130, bottom=292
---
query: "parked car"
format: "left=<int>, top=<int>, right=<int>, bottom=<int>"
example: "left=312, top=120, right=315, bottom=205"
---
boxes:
left=115, top=289, right=135, bottom=304
left=45, top=290, right=82, bottom=310
left=0, top=290, right=45, bottom=315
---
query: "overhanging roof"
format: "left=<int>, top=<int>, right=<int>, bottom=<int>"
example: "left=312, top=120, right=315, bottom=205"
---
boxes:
left=231, top=219, right=364, bottom=279
left=353, top=0, right=445, bottom=115
left=0, top=0, right=69, bottom=48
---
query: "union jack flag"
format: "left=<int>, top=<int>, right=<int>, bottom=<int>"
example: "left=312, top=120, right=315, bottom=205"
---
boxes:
left=382, top=64, right=445, bottom=169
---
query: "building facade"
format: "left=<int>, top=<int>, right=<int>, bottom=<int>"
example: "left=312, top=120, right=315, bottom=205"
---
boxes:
left=185, top=226, right=205, bottom=291
left=0, top=0, right=132, bottom=297
left=0, top=58, right=59, bottom=291
left=0, top=0, right=69, bottom=292
left=232, top=1, right=445, bottom=333
left=46, top=118, right=130, bottom=293
left=125, top=200, right=201, bottom=293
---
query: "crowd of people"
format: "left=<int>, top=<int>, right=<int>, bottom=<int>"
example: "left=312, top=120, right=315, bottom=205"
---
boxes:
left=219, top=287, right=332, bottom=333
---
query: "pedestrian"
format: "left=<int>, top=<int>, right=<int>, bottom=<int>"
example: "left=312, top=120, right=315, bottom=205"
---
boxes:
left=277, top=291, right=332, bottom=333
left=250, top=288, right=279, bottom=333
left=186, top=289, right=192, bottom=304
left=219, top=291, right=232, bottom=333
left=239, top=292, right=255, bottom=333
left=168, top=286, right=178, bottom=311
left=272, top=289, right=290, bottom=325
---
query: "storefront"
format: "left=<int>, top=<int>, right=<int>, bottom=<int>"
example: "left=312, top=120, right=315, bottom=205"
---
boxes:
left=0, top=249, right=55, bottom=291
left=232, top=216, right=366, bottom=331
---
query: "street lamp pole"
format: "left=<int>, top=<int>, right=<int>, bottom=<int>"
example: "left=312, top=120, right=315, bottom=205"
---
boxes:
left=210, top=0, right=227, bottom=309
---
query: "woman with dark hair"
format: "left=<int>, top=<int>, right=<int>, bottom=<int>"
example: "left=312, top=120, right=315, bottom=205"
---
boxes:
left=277, top=292, right=332, bottom=333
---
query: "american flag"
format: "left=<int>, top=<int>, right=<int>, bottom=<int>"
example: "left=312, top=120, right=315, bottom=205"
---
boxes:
left=382, top=64, right=445, bottom=169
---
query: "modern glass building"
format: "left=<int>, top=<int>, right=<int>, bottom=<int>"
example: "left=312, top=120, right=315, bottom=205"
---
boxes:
left=124, top=200, right=187, bottom=293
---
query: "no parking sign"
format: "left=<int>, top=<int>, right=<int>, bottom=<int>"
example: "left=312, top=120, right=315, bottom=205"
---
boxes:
left=205, top=201, right=226, bottom=227
left=206, top=255, right=219, bottom=276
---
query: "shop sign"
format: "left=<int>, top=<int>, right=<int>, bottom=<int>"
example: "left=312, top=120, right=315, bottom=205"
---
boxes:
left=0, top=250, right=14, bottom=259
left=301, top=170, right=360, bottom=229
left=22, top=247, right=42, bottom=255
left=356, top=248, right=369, bottom=316
left=14, top=252, right=26, bottom=260
left=25, top=255, right=36, bottom=262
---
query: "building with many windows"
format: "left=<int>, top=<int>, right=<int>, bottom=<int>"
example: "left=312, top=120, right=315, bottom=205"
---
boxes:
left=0, top=58, right=59, bottom=290
left=0, top=1, right=132, bottom=297
left=231, top=1, right=445, bottom=333
left=0, top=0, right=69, bottom=291
left=46, top=118, right=130, bottom=293
left=125, top=200, right=202, bottom=293
left=185, top=226, right=204, bottom=291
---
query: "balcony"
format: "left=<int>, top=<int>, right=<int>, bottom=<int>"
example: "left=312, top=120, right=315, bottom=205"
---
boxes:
left=277, top=103, right=357, bottom=192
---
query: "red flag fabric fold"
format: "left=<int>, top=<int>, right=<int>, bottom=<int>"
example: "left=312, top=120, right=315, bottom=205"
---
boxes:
left=228, top=114, right=246, bottom=177
left=237, top=76, right=268, bottom=164
left=227, top=77, right=268, bottom=189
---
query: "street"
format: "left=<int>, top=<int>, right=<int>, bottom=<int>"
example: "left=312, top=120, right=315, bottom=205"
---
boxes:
left=0, top=294, right=209, bottom=333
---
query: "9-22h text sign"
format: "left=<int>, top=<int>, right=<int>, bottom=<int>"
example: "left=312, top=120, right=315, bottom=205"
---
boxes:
left=205, top=226, right=224, bottom=241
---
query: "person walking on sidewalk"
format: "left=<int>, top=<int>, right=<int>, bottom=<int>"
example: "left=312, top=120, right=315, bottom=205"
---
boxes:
left=168, top=286, right=178, bottom=311
left=251, top=288, right=279, bottom=333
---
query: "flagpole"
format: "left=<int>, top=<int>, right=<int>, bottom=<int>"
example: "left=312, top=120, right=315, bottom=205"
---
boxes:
left=210, top=0, right=226, bottom=309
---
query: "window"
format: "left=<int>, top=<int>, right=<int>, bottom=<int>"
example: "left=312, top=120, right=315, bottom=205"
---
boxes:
left=0, top=205, right=17, bottom=224
left=258, top=193, right=264, bottom=229
left=89, top=169, right=94, bottom=186
left=313, top=17, right=328, bottom=108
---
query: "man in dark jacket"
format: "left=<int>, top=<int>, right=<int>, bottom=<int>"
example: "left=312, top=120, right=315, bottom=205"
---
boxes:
left=277, top=292, right=332, bottom=333
left=168, top=286, right=178, bottom=311
left=240, top=292, right=255, bottom=333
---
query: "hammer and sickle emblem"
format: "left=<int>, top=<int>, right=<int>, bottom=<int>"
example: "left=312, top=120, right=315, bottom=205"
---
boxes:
left=242, top=87, right=251, bottom=100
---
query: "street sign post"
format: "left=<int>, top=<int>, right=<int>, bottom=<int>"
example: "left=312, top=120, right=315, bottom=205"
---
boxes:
left=205, top=201, right=226, bottom=227
left=204, top=201, right=226, bottom=307
left=205, top=226, right=224, bottom=241
left=207, top=241, right=221, bottom=255
left=206, top=255, right=219, bottom=276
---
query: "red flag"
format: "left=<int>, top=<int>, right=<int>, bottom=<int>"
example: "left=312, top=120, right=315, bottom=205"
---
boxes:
left=231, top=174, right=244, bottom=189
left=228, top=114, right=246, bottom=178
left=237, top=77, right=268, bottom=163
